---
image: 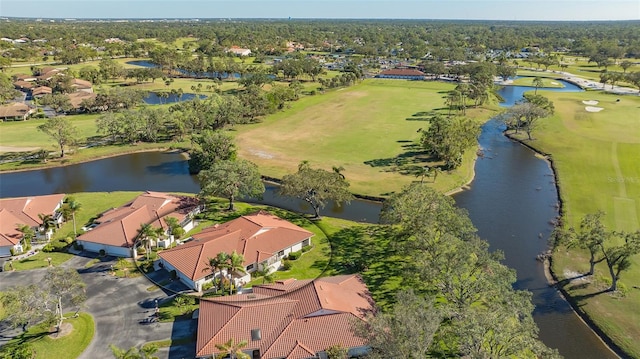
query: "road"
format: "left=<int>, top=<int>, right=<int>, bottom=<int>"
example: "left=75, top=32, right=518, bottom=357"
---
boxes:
left=0, top=253, right=195, bottom=359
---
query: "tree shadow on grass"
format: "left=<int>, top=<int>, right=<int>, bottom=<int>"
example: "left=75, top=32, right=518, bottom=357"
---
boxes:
left=364, top=148, right=440, bottom=178
left=7, top=328, right=52, bottom=346
left=554, top=272, right=613, bottom=309
left=323, top=225, right=408, bottom=310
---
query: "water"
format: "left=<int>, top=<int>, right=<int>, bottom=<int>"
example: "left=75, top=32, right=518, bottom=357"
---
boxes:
left=127, top=60, right=241, bottom=79
left=0, top=78, right=614, bottom=358
left=454, top=120, right=615, bottom=358
left=451, top=79, right=612, bottom=358
left=142, top=92, right=206, bottom=105
left=498, top=77, right=583, bottom=107
left=0, top=152, right=381, bottom=223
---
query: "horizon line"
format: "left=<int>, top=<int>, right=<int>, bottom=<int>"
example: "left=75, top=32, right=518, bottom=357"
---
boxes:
left=2, top=16, right=639, bottom=22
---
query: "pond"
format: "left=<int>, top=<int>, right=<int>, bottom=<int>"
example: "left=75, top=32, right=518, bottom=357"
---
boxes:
left=127, top=60, right=241, bottom=79
left=498, top=76, right=584, bottom=107
left=142, top=92, right=206, bottom=105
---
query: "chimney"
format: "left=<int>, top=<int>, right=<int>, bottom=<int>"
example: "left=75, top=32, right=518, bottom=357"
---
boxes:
left=251, top=328, right=261, bottom=341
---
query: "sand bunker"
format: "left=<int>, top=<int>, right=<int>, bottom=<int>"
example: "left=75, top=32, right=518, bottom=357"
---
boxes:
left=550, top=81, right=560, bottom=85
left=585, top=106, right=604, bottom=113
left=582, top=100, right=599, bottom=105
left=0, top=146, right=40, bottom=152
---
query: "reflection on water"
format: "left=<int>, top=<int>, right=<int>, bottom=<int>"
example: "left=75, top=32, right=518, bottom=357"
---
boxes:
left=0, top=152, right=381, bottom=223
left=454, top=120, right=615, bottom=358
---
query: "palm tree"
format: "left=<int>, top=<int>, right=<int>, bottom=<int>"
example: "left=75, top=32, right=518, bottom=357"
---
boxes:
left=332, top=166, right=346, bottom=179
left=17, top=224, right=35, bottom=250
left=532, top=77, right=544, bottom=95
left=415, top=166, right=430, bottom=184
left=153, top=226, right=165, bottom=250
left=429, top=167, right=443, bottom=183
left=139, top=344, right=159, bottom=359
left=455, top=83, right=469, bottom=115
left=446, top=90, right=461, bottom=116
left=136, top=223, right=157, bottom=261
left=203, top=252, right=230, bottom=293
left=254, top=267, right=275, bottom=284
left=109, top=344, right=139, bottom=359
left=110, top=344, right=158, bottom=359
left=214, top=338, right=250, bottom=359
left=38, top=213, right=56, bottom=240
left=67, top=199, right=82, bottom=237
left=227, top=251, right=247, bottom=295
left=164, top=216, right=184, bottom=240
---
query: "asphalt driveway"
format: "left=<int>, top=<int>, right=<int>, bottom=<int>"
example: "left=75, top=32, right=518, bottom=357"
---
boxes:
left=0, top=253, right=196, bottom=359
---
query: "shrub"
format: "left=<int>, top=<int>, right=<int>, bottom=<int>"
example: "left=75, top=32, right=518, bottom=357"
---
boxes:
left=301, top=245, right=312, bottom=253
left=42, top=243, right=55, bottom=252
left=202, top=281, right=214, bottom=291
left=287, top=251, right=301, bottom=260
left=281, top=259, right=292, bottom=270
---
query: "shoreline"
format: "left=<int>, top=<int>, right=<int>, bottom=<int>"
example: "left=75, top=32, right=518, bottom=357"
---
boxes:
left=1, top=144, right=476, bottom=204
left=0, top=147, right=184, bottom=174
left=505, top=131, right=628, bottom=359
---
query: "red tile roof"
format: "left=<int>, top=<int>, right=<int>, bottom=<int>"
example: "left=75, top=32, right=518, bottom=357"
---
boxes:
left=0, top=209, right=26, bottom=247
left=196, top=274, right=373, bottom=359
left=77, top=191, right=198, bottom=249
left=67, top=91, right=97, bottom=108
left=0, top=103, right=34, bottom=119
left=31, top=86, right=52, bottom=96
left=13, top=80, right=35, bottom=89
left=0, top=194, right=65, bottom=228
left=14, top=74, right=36, bottom=81
left=159, top=211, right=313, bottom=281
left=71, top=78, right=93, bottom=89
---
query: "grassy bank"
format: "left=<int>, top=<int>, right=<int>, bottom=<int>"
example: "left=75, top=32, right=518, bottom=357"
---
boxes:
left=2, top=312, right=94, bottom=359
left=235, top=79, right=496, bottom=197
left=511, top=76, right=565, bottom=88
left=2, top=78, right=494, bottom=198
left=510, top=89, right=640, bottom=357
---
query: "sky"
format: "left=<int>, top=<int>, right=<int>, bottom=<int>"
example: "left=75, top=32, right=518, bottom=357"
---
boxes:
left=0, top=0, right=639, bottom=21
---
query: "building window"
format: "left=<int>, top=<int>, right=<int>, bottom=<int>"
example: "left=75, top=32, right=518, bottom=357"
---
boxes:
left=278, top=250, right=285, bottom=257
left=246, top=263, right=255, bottom=271
left=302, top=239, right=310, bottom=247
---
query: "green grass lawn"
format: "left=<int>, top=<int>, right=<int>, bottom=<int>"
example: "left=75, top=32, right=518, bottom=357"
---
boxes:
left=10, top=252, right=75, bottom=271
left=195, top=199, right=404, bottom=309
left=157, top=295, right=198, bottom=322
left=0, top=114, right=100, bottom=149
left=510, top=76, right=565, bottom=88
left=509, top=90, right=640, bottom=357
left=2, top=312, right=94, bottom=359
left=58, top=191, right=141, bottom=233
left=517, top=56, right=640, bottom=88
left=235, top=78, right=497, bottom=197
